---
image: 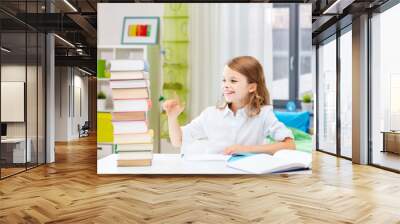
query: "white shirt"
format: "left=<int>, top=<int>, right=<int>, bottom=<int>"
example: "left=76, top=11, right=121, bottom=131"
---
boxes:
left=181, top=105, right=293, bottom=154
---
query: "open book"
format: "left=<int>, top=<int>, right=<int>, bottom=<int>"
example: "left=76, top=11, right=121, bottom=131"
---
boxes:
left=226, top=150, right=311, bottom=174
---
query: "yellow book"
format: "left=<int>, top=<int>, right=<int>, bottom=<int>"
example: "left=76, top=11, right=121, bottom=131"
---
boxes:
left=97, top=112, right=113, bottom=143
left=128, top=25, right=137, bottom=37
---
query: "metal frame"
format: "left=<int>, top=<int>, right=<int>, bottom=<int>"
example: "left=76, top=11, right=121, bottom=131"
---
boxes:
left=289, top=4, right=299, bottom=102
left=367, top=11, right=373, bottom=165
left=315, top=44, right=319, bottom=151
left=336, top=24, right=341, bottom=157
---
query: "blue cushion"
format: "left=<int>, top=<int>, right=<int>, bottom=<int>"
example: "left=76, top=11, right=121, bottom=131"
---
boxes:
left=274, top=111, right=310, bottom=133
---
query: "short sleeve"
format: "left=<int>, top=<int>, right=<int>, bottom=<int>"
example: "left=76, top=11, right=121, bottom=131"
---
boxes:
left=181, top=108, right=209, bottom=144
left=263, top=107, right=294, bottom=141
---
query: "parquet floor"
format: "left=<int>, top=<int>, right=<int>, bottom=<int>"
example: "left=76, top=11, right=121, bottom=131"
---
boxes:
left=1, top=135, right=400, bottom=223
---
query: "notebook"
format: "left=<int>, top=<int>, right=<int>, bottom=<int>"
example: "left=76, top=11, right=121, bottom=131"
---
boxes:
left=226, top=150, right=311, bottom=174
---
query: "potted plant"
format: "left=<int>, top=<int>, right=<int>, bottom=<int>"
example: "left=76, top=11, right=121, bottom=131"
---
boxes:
left=301, top=93, right=313, bottom=113
left=97, top=91, right=107, bottom=111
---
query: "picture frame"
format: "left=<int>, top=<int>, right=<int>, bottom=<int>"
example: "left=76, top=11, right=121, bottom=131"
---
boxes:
left=121, top=17, right=160, bottom=45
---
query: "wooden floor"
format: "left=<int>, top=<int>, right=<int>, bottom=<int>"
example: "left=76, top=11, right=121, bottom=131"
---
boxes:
left=1, top=167, right=26, bottom=178
left=1, top=135, right=400, bottom=223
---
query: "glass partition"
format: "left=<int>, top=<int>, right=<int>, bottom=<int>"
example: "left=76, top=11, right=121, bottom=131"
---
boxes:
left=370, top=4, right=400, bottom=171
left=339, top=28, right=352, bottom=158
left=0, top=1, right=46, bottom=179
left=1, top=30, right=28, bottom=178
left=317, top=36, right=337, bottom=155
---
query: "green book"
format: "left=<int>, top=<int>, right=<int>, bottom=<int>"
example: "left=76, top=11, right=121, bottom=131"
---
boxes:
left=97, top=59, right=106, bottom=78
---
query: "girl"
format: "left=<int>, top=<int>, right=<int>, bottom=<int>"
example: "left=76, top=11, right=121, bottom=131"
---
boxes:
left=163, top=56, right=295, bottom=155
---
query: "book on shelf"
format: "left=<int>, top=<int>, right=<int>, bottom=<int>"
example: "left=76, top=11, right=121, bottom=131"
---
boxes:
left=112, top=120, right=148, bottom=134
left=110, top=79, right=149, bottom=89
left=226, top=150, right=311, bottom=174
left=110, top=71, right=149, bottom=80
left=112, top=111, right=146, bottom=121
left=110, top=59, right=147, bottom=72
left=113, top=99, right=151, bottom=112
left=116, top=143, right=154, bottom=152
left=113, top=130, right=154, bottom=144
left=111, top=88, right=149, bottom=100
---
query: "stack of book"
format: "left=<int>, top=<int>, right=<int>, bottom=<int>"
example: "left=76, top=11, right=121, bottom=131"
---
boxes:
left=110, top=59, right=153, bottom=167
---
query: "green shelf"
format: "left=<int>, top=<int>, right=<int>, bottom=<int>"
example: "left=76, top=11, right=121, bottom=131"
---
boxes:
left=160, top=3, right=189, bottom=139
left=163, top=16, right=189, bottom=19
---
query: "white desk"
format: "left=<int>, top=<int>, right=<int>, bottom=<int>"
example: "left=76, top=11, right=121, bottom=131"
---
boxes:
left=97, top=154, right=311, bottom=175
left=1, top=138, right=31, bottom=163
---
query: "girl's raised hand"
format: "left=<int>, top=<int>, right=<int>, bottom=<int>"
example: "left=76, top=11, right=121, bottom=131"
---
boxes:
left=163, top=98, right=185, bottom=119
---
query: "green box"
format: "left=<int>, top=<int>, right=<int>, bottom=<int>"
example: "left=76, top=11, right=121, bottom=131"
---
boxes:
left=97, top=59, right=106, bottom=78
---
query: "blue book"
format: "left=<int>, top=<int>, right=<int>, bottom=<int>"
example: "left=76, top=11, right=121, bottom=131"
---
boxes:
left=228, top=152, right=256, bottom=162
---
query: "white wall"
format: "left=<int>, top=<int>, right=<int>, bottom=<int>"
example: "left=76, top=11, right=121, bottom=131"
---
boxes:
left=55, top=67, right=89, bottom=141
left=1, top=65, right=39, bottom=137
left=55, top=67, right=69, bottom=141
left=98, top=3, right=164, bottom=46
left=72, top=74, right=89, bottom=138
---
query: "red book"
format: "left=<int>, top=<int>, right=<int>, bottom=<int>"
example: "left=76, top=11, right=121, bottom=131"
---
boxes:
left=137, top=25, right=148, bottom=37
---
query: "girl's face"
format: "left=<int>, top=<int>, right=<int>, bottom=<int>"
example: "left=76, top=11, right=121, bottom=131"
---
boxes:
left=222, top=66, right=256, bottom=106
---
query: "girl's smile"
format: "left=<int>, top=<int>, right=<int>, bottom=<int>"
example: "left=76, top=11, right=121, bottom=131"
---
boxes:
left=223, top=90, right=235, bottom=99
left=221, top=65, right=256, bottom=107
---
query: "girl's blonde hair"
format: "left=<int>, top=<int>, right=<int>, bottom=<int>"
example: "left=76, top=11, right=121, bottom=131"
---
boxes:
left=218, top=56, right=271, bottom=116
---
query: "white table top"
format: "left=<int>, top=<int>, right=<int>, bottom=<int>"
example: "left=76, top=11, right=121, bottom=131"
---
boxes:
left=97, top=154, right=311, bottom=175
left=1, top=138, right=28, bottom=143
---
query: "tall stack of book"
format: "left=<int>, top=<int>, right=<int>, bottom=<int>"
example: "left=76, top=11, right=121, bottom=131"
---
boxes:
left=110, top=59, right=153, bottom=167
